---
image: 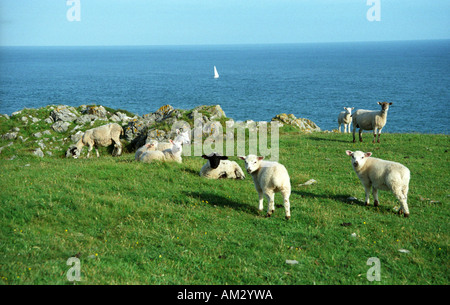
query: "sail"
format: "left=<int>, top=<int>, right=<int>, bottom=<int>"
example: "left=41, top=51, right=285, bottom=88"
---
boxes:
left=214, top=66, right=219, bottom=79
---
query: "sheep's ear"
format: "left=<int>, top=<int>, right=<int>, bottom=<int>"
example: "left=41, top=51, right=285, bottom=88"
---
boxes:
left=220, top=156, right=228, bottom=160
left=202, top=155, right=208, bottom=159
left=238, top=156, right=246, bottom=160
left=365, top=152, right=372, bottom=157
left=176, top=129, right=180, bottom=134
left=351, top=107, right=354, bottom=110
left=345, top=150, right=353, bottom=156
left=377, top=102, right=382, bottom=105
left=258, top=156, right=264, bottom=161
left=389, top=102, right=392, bottom=105
left=170, top=139, right=174, bottom=144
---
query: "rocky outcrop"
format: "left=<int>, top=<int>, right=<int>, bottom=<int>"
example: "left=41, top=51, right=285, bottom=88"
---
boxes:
left=271, top=113, right=321, bottom=132
left=0, top=103, right=321, bottom=158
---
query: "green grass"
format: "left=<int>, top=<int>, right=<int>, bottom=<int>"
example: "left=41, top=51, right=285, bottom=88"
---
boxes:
left=0, top=131, right=448, bottom=285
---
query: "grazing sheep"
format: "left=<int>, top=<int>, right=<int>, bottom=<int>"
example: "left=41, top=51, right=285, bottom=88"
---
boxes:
left=200, top=152, right=245, bottom=179
left=346, top=150, right=410, bottom=217
left=338, top=107, right=354, bottom=133
left=69, top=123, right=123, bottom=158
left=139, top=139, right=183, bottom=163
left=239, top=155, right=291, bottom=220
left=155, top=129, right=191, bottom=151
left=134, top=140, right=158, bottom=161
left=352, top=102, right=392, bottom=143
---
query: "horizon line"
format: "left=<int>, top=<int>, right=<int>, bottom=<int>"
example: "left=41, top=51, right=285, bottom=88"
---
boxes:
left=1, top=38, right=449, bottom=48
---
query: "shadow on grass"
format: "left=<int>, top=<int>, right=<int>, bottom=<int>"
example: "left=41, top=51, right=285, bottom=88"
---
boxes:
left=308, top=136, right=351, bottom=143
left=183, top=191, right=259, bottom=215
left=293, top=189, right=396, bottom=215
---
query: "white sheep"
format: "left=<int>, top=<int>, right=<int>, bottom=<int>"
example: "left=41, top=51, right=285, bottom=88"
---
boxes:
left=239, top=155, right=291, bottom=220
left=134, top=140, right=158, bottom=161
left=68, top=123, right=123, bottom=158
left=346, top=150, right=410, bottom=217
left=338, top=107, right=354, bottom=133
left=352, top=102, right=392, bottom=143
left=200, top=153, right=245, bottom=179
left=139, top=139, right=183, bottom=163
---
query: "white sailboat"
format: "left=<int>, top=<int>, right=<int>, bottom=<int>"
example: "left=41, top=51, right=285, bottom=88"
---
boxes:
left=214, top=66, right=219, bottom=79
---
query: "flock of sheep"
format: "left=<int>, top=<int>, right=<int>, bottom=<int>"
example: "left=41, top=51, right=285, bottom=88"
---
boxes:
left=67, top=101, right=411, bottom=219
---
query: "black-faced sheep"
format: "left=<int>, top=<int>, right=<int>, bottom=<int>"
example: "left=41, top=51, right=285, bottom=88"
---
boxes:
left=200, top=153, right=245, bottom=179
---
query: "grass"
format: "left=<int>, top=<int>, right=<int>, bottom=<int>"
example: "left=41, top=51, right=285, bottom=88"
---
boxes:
left=0, top=130, right=449, bottom=285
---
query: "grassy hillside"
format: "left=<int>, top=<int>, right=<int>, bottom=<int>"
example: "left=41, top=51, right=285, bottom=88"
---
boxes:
left=0, top=131, right=448, bottom=284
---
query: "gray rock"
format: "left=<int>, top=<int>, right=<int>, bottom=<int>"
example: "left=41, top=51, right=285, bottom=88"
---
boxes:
left=2, top=132, right=18, bottom=140
left=50, top=105, right=78, bottom=122
left=33, top=132, right=42, bottom=138
left=44, top=117, right=54, bottom=124
left=33, top=148, right=44, bottom=158
left=75, top=114, right=98, bottom=125
left=52, top=121, right=70, bottom=133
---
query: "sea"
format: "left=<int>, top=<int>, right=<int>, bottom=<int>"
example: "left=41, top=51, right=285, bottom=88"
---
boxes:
left=0, top=40, right=449, bottom=134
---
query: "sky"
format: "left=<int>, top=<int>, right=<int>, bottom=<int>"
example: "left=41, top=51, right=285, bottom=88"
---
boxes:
left=0, top=0, right=449, bottom=46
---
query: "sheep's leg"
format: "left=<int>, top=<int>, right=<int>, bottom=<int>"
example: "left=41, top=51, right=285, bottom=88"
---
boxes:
left=363, top=184, right=371, bottom=206
left=347, top=122, right=351, bottom=134
left=343, top=124, right=347, bottom=133
left=95, top=146, right=100, bottom=158
left=372, top=127, right=378, bottom=143
left=377, top=127, right=383, bottom=143
left=394, top=186, right=410, bottom=217
left=372, top=188, right=379, bottom=207
left=257, top=191, right=264, bottom=211
left=265, top=192, right=275, bottom=217
left=281, top=190, right=291, bottom=220
left=359, top=128, right=363, bottom=142
left=86, top=145, right=93, bottom=158
left=352, top=125, right=356, bottom=142
left=338, top=123, right=341, bottom=133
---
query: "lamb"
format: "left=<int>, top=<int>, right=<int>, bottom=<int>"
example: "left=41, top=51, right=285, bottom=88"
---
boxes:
left=346, top=150, right=411, bottom=217
left=239, top=155, right=291, bottom=220
left=352, top=102, right=392, bottom=143
left=200, top=152, right=246, bottom=180
left=338, top=107, right=354, bottom=133
left=134, top=140, right=158, bottom=161
left=139, top=139, right=183, bottom=163
left=68, top=123, right=123, bottom=158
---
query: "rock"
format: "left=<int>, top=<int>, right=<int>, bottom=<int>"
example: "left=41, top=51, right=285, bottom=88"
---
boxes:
left=82, top=105, right=108, bottom=119
left=0, top=142, right=13, bottom=154
left=52, top=121, right=70, bottom=133
left=285, top=260, right=299, bottom=265
left=398, top=249, right=410, bottom=253
left=0, top=113, right=10, bottom=120
left=71, top=131, right=84, bottom=143
left=33, top=148, right=44, bottom=158
left=33, top=132, right=42, bottom=138
left=271, top=113, right=321, bottom=132
left=44, top=117, right=54, bottom=124
left=50, top=105, right=78, bottom=122
left=42, top=130, right=52, bottom=136
left=2, top=132, right=18, bottom=140
left=298, top=179, right=317, bottom=186
left=75, top=114, right=98, bottom=125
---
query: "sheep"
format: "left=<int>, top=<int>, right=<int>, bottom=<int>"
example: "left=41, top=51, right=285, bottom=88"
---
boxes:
left=155, top=129, right=190, bottom=151
left=338, top=107, right=354, bottom=133
left=239, top=155, right=291, bottom=220
left=352, top=102, right=392, bottom=143
left=200, top=152, right=246, bottom=180
left=345, top=150, right=410, bottom=217
left=134, top=140, right=158, bottom=161
left=139, top=139, right=183, bottom=163
left=68, top=123, right=123, bottom=158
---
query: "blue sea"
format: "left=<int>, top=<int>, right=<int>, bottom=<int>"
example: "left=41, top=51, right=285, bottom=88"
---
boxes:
left=1, top=40, right=449, bottom=134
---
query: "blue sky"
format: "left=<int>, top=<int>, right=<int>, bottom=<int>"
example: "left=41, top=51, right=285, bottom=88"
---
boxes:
left=1, top=0, right=449, bottom=46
